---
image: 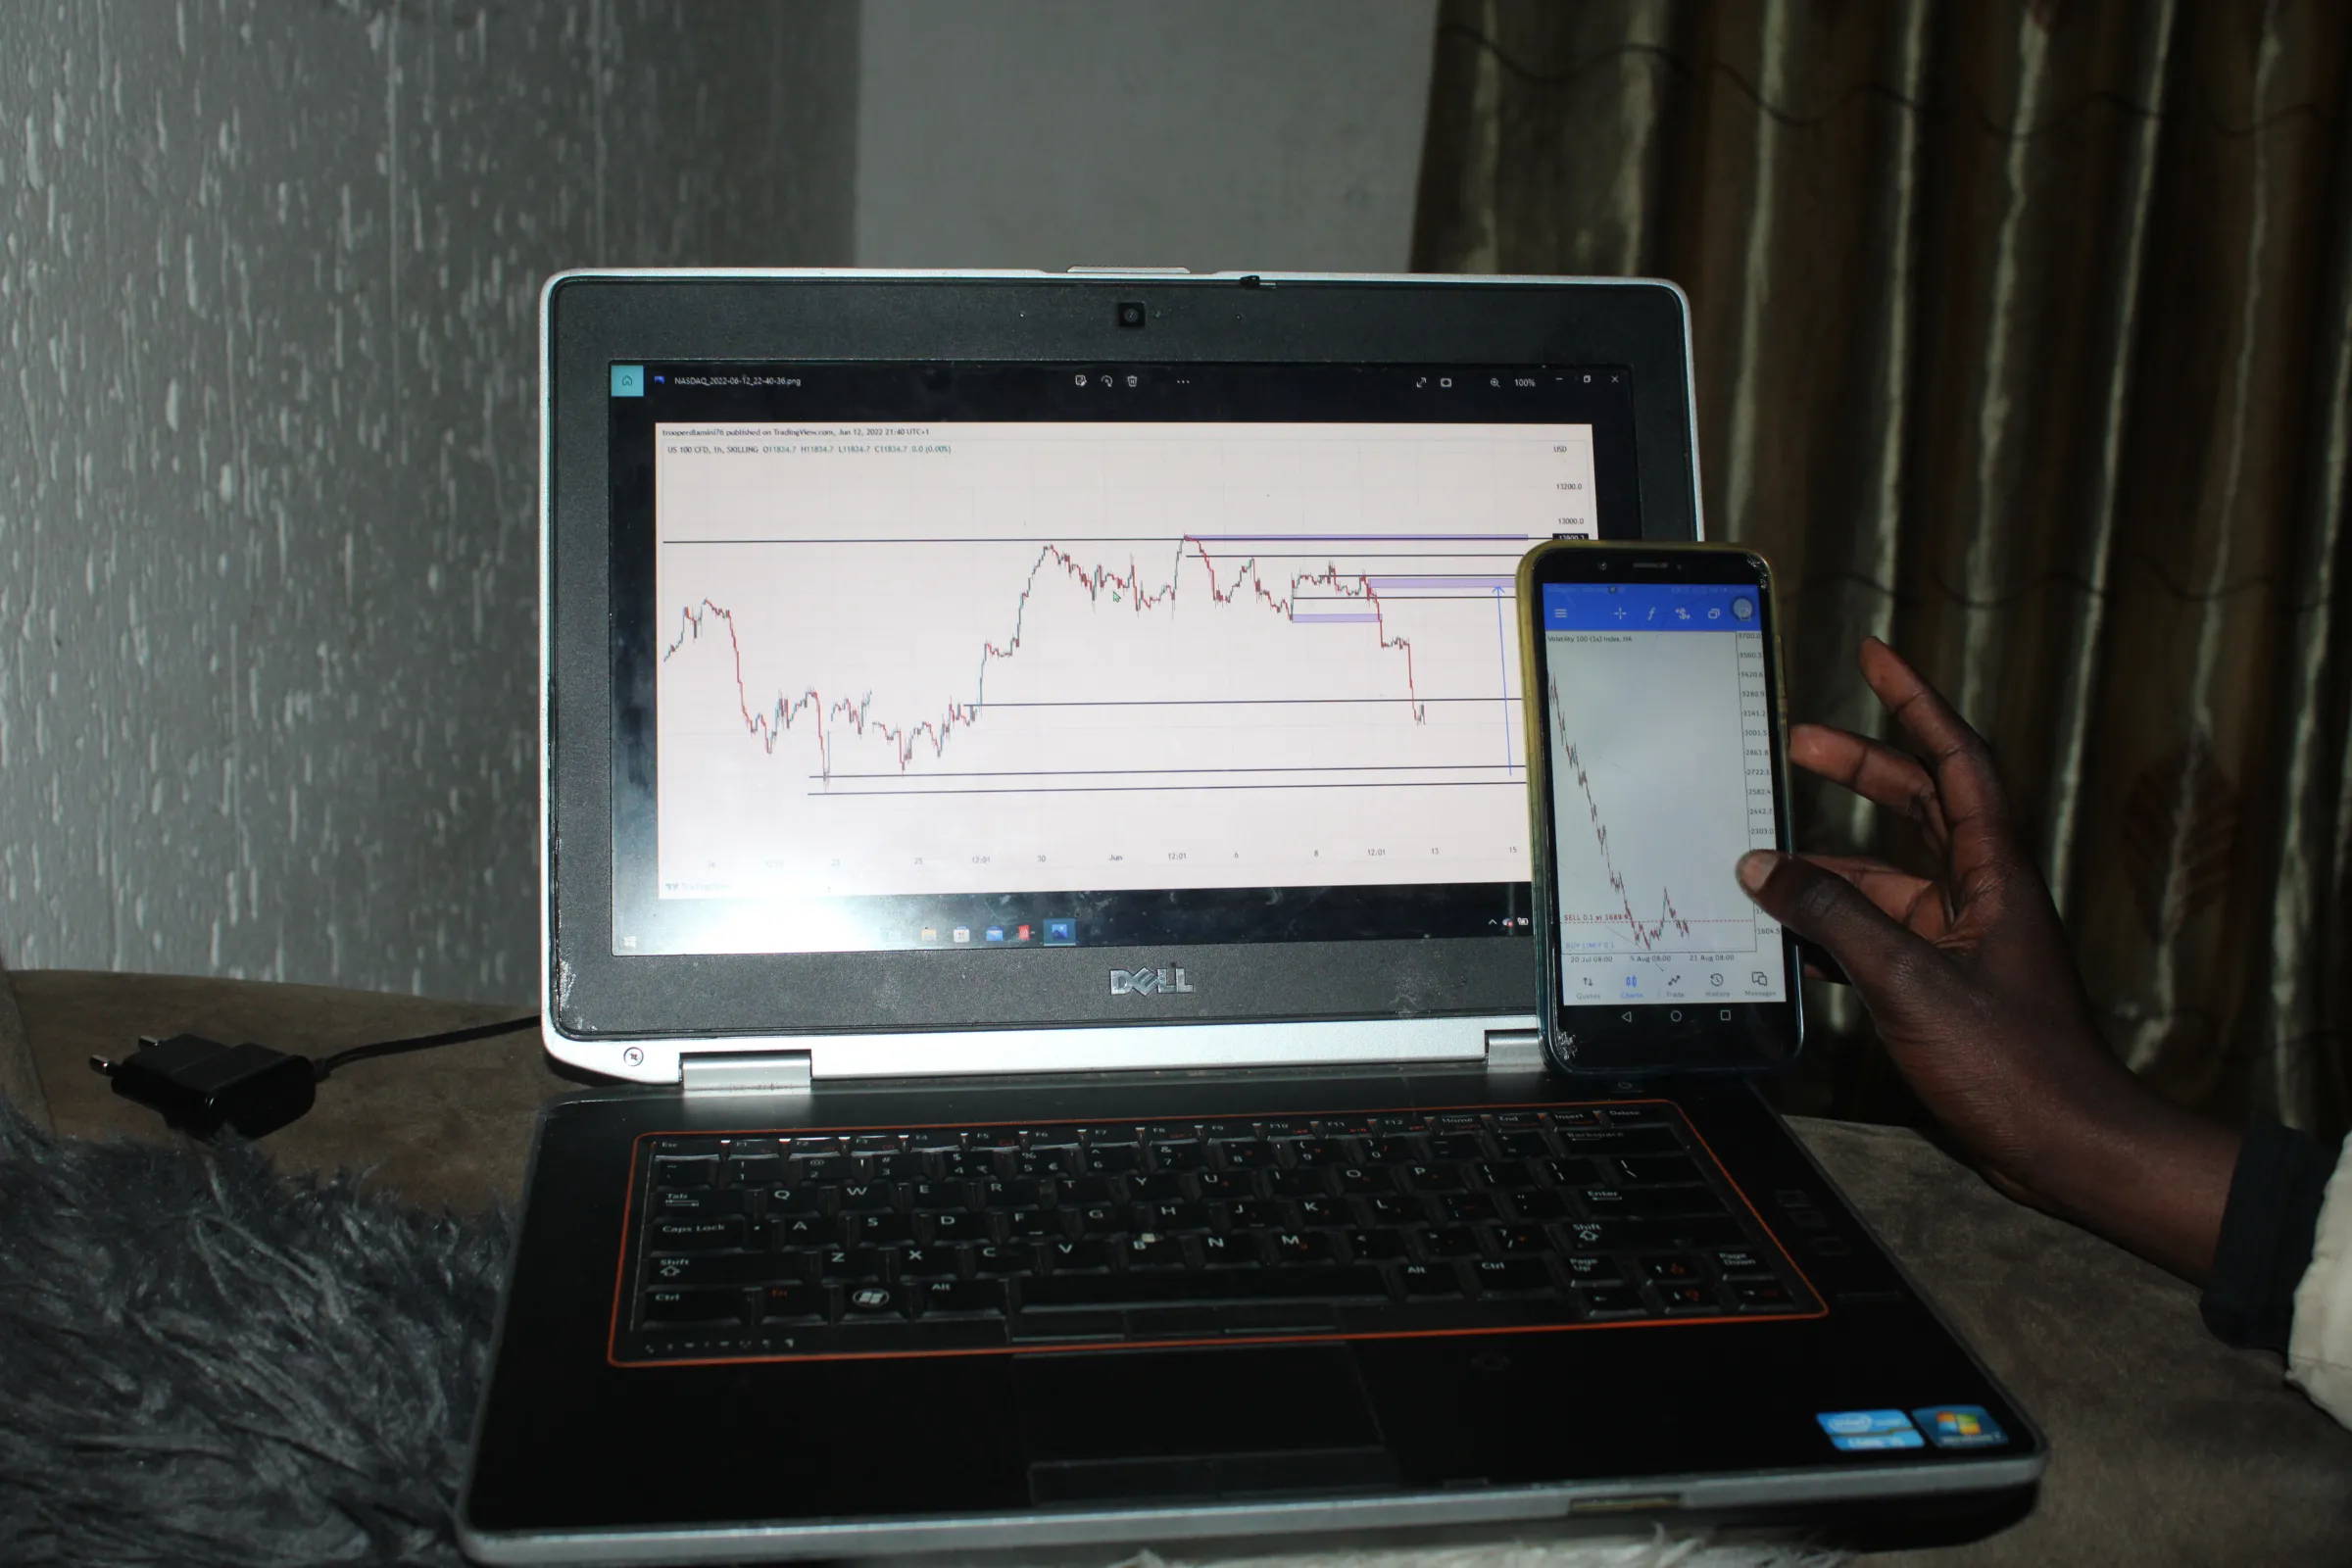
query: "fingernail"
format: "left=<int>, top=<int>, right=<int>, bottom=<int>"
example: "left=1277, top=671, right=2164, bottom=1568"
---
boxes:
left=1736, top=851, right=1780, bottom=893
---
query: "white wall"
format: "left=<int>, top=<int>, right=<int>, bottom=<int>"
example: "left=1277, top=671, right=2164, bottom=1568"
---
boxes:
left=857, top=0, right=1438, bottom=272
left=0, top=1, right=856, bottom=1000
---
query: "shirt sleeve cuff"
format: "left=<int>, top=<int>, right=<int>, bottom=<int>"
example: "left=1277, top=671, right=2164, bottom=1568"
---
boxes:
left=2200, top=1120, right=2340, bottom=1352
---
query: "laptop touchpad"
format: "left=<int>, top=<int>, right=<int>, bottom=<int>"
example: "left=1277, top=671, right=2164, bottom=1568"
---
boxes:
left=1018, top=1346, right=1396, bottom=1503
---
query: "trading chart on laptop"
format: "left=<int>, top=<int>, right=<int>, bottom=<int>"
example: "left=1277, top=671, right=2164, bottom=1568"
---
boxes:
left=655, top=424, right=1591, bottom=906
left=604, top=362, right=1634, bottom=956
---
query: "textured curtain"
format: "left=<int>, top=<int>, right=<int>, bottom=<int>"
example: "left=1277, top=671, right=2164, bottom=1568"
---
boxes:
left=1414, top=0, right=2352, bottom=1136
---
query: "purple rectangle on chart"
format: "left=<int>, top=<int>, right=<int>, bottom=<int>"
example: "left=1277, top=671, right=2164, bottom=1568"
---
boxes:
left=1367, top=577, right=1516, bottom=592
left=1290, top=612, right=1382, bottom=623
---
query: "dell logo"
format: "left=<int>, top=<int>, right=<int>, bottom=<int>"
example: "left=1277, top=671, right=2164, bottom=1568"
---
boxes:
left=1109, top=966, right=1194, bottom=996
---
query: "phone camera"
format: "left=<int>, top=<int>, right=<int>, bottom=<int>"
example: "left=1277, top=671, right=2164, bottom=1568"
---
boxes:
left=1116, top=302, right=1147, bottom=329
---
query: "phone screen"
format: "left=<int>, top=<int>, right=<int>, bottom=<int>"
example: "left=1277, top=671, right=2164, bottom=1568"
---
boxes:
left=1535, top=578, right=1789, bottom=1027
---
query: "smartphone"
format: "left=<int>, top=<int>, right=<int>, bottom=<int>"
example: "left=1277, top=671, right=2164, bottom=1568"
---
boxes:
left=1515, top=540, right=1801, bottom=1075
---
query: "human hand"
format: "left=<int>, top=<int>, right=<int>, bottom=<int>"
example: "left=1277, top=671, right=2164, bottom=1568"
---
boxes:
left=1736, top=638, right=2238, bottom=1282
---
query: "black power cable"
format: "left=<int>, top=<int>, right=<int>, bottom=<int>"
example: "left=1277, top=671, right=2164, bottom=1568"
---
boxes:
left=90, top=1014, right=542, bottom=1139
left=311, top=1015, right=540, bottom=1081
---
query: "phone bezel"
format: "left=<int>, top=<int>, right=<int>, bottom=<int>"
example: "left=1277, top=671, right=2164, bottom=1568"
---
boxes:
left=1514, top=540, right=1802, bottom=1076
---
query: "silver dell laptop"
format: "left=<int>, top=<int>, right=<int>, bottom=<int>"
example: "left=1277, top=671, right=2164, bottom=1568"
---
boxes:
left=457, top=270, right=2042, bottom=1564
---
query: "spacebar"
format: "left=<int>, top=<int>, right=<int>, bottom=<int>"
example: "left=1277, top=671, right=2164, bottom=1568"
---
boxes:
left=1020, top=1268, right=1388, bottom=1312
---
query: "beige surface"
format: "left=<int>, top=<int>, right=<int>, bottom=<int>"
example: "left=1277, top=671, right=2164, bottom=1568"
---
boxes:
left=14, top=969, right=2352, bottom=1562
left=16, top=969, right=563, bottom=1213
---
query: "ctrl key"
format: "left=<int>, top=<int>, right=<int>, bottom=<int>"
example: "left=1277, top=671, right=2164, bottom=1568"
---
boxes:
left=641, top=1288, right=746, bottom=1328
left=760, top=1285, right=833, bottom=1324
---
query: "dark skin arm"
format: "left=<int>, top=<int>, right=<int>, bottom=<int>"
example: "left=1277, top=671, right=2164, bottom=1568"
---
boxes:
left=1736, top=638, right=2239, bottom=1285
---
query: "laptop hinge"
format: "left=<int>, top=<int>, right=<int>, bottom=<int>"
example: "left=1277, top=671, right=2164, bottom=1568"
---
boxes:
left=680, top=1052, right=813, bottom=1096
left=1484, top=1027, right=1545, bottom=1070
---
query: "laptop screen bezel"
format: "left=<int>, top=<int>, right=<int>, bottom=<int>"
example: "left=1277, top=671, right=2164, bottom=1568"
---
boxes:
left=544, top=273, right=1702, bottom=1045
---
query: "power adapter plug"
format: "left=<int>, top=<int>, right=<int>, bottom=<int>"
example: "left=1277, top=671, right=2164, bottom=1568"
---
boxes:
left=90, top=1034, right=318, bottom=1139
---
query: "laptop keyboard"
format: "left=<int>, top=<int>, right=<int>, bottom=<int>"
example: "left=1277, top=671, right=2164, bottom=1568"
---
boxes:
left=618, top=1101, right=1822, bottom=1364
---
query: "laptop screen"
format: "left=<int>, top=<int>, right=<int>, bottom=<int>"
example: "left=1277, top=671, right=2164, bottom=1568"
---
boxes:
left=607, top=363, right=1640, bottom=958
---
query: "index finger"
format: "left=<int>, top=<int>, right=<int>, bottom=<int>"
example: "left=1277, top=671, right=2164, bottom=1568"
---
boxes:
left=1855, top=639, right=2021, bottom=899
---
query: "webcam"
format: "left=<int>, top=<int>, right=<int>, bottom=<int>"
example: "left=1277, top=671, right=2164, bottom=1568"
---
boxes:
left=1116, top=302, right=1146, bottom=329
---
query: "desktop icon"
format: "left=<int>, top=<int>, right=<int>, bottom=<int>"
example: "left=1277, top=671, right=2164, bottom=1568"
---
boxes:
left=919, top=926, right=937, bottom=943
left=610, top=365, right=645, bottom=397
left=984, top=926, right=1005, bottom=944
left=952, top=926, right=971, bottom=944
left=1015, top=924, right=1033, bottom=943
left=1043, top=918, right=1077, bottom=946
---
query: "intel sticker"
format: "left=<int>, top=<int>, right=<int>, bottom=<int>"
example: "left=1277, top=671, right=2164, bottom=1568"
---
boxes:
left=1912, top=1405, right=2008, bottom=1448
left=1816, top=1409, right=1924, bottom=1452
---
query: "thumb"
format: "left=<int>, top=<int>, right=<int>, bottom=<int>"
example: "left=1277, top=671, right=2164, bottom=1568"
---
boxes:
left=1736, top=851, right=1946, bottom=1010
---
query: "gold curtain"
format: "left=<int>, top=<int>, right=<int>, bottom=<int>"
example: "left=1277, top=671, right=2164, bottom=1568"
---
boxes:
left=1415, top=0, right=2352, bottom=1135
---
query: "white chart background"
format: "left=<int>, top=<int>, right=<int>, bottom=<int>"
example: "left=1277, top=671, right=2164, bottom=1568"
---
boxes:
left=1542, top=627, right=1787, bottom=1003
left=654, top=422, right=1594, bottom=900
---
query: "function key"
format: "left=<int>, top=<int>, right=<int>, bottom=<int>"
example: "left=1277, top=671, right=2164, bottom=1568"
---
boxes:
left=1078, top=1125, right=1142, bottom=1147
left=1021, top=1129, right=1082, bottom=1152
left=966, top=1130, right=1023, bottom=1152
left=1367, top=1113, right=1426, bottom=1134
left=1138, top=1121, right=1200, bottom=1143
left=851, top=1134, right=905, bottom=1154
left=906, top=1132, right=964, bottom=1153
left=790, top=1137, right=843, bottom=1158
left=652, top=1155, right=719, bottom=1189
left=1317, top=1115, right=1376, bottom=1137
left=1196, top=1119, right=1258, bottom=1139
left=1258, top=1118, right=1315, bottom=1138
